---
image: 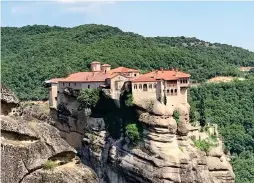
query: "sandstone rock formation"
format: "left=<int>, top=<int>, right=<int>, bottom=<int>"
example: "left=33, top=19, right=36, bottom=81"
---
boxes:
left=77, top=104, right=235, bottom=183
left=1, top=84, right=98, bottom=183
left=1, top=83, right=19, bottom=115
left=1, top=116, right=98, bottom=183
left=50, top=90, right=235, bottom=183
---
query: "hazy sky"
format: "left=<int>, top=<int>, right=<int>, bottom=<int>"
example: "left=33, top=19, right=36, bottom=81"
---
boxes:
left=2, top=1, right=254, bottom=51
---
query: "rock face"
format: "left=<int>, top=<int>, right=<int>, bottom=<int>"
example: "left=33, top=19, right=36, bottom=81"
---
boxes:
left=77, top=104, right=235, bottom=183
left=0, top=83, right=19, bottom=115
left=1, top=115, right=98, bottom=183
left=52, top=93, right=235, bottom=183
left=0, top=85, right=99, bottom=183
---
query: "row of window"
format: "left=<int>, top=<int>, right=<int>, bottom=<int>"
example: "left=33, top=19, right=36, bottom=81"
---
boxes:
left=133, top=83, right=156, bottom=91
left=62, top=82, right=91, bottom=88
left=167, top=89, right=178, bottom=96
left=180, top=79, right=188, bottom=84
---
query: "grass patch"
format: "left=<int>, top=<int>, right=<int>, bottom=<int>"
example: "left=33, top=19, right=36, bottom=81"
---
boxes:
left=42, top=160, right=58, bottom=170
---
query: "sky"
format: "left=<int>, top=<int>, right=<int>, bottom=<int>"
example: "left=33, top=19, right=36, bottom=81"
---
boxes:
left=1, top=1, right=254, bottom=51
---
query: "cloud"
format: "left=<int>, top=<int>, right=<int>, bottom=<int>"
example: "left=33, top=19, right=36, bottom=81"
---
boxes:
left=65, top=1, right=115, bottom=14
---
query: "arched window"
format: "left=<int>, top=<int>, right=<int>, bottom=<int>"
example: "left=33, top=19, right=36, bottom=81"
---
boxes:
left=139, top=84, right=142, bottom=89
left=171, top=89, right=174, bottom=95
left=143, top=84, right=148, bottom=91
left=134, top=84, right=137, bottom=89
left=149, top=84, right=152, bottom=89
left=174, top=89, right=177, bottom=95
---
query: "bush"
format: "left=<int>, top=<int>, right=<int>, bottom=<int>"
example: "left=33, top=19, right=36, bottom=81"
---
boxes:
left=77, top=88, right=100, bottom=109
left=42, top=160, right=58, bottom=170
left=125, top=93, right=134, bottom=107
left=125, top=123, right=140, bottom=144
left=193, top=139, right=212, bottom=152
left=173, top=110, right=180, bottom=124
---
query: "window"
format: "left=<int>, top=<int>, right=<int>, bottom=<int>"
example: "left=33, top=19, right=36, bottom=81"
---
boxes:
left=143, top=84, right=148, bottom=91
left=167, top=89, right=170, bottom=95
left=149, top=84, right=152, bottom=89
left=88, top=85, right=90, bottom=88
left=134, top=74, right=137, bottom=76
left=63, top=83, right=65, bottom=86
left=154, top=83, right=157, bottom=88
left=134, top=84, right=137, bottom=89
left=74, top=83, right=76, bottom=86
left=139, top=84, right=142, bottom=89
left=171, top=89, right=174, bottom=95
left=174, top=89, right=177, bottom=96
left=69, top=83, right=70, bottom=86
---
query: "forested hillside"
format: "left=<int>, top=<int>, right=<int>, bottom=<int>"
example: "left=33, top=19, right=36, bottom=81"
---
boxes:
left=189, top=79, right=254, bottom=183
left=1, top=24, right=254, bottom=100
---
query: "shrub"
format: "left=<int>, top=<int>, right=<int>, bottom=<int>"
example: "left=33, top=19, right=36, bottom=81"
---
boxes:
left=193, top=139, right=211, bottom=152
left=42, top=160, right=58, bottom=170
left=125, top=123, right=140, bottom=144
left=77, top=88, right=100, bottom=109
left=125, top=93, right=134, bottom=107
left=173, top=110, right=180, bottom=124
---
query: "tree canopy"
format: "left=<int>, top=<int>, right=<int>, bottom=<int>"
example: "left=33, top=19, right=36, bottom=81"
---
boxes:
left=189, top=79, right=254, bottom=182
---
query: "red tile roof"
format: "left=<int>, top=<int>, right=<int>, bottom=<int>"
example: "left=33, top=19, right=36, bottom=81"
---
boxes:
left=108, top=67, right=140, bottom=74
left=55, top=66, right=139, bottom=83
left=61, top=72, right=108, bottom=82
left=131, top=70, right=190, bottom=83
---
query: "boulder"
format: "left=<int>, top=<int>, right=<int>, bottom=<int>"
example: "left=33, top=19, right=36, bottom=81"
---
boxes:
left=1, top=115, right=98, bottom=183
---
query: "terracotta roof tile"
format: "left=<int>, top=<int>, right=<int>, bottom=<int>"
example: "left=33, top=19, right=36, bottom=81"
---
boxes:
left=53, top=66, right=139, bottom=83
left=61, top=72, right=108, bottom=82
left=108, top=67, right=140, bottom=74
left=131, top=70, right=190, bottom=83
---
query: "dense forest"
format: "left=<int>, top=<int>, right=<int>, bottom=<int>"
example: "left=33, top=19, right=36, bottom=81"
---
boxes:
left=189, top=79, right=254, bottom=183
left=1, top=24, right=254, bottom=182
left=1, top=24, right=254, bottom=100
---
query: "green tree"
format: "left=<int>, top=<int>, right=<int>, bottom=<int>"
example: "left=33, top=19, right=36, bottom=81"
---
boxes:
left=125, top=123, right=140, bottom=144
left=77, top=88, right=100, bottom=109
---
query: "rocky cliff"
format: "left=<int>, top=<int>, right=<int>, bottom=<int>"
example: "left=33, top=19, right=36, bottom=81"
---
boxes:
left=54, top=96, right=235, bottom=183
left=0, top=84, right=98, bottom=183
left=1, top=83, right=19, bottom=115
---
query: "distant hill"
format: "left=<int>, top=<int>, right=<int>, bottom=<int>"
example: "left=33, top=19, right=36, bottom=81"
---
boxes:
left=1, top=24, right=254, bottom=100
